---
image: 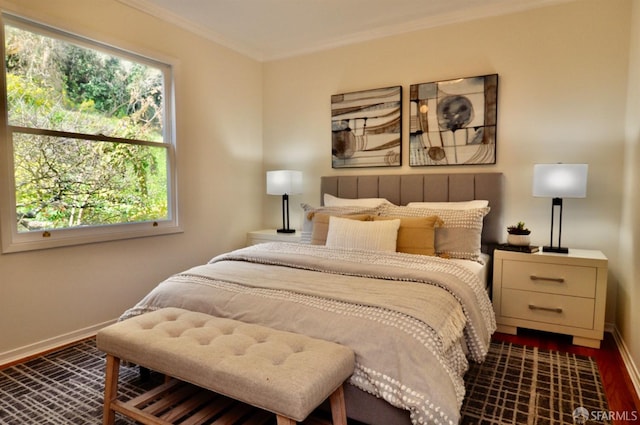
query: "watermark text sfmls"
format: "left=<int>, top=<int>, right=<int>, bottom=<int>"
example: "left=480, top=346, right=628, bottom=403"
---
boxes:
left=591, top=410, right=638, bottom=421
left=573, top=407, right=638, bottom=423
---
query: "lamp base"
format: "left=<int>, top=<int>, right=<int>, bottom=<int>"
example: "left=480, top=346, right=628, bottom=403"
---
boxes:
left=542, top=246, right=569, bottom=254
left=276, top=228, right=296, bottom=234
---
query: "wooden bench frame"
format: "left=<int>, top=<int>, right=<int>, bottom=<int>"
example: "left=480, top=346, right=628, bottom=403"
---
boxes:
left=102, top=347, right=348, bottom=425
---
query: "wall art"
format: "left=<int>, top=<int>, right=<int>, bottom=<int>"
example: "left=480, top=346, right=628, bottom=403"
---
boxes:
left=331, top=86, right=402, bottom=168
left=409, top=74, right=498, bottom=166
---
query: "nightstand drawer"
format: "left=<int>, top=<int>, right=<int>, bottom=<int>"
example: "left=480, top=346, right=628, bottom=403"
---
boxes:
left=502, top=260, right=596, bottom=298
left=501, top=289, right=595, bottom=329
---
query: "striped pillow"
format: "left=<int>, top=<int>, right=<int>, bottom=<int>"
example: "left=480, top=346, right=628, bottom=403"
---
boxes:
left=325, top=216, right=400, bottom=252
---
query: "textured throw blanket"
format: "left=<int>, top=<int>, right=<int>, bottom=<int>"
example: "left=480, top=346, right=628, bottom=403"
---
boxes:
left=121, top=243, right=496, bottom=425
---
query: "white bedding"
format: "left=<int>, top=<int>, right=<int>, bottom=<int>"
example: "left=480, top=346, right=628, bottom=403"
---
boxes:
left=121, top=243, right=496, bottom=425
left=450, top=253, right=491, bottom=288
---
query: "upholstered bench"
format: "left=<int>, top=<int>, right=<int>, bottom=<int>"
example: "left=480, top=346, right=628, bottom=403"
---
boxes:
left=96, top=307, right=355, bottom=425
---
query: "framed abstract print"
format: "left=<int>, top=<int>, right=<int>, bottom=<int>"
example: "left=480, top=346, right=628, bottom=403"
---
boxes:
left=331, top=86, right=402, bottom=168
left=409, top=74, right=498, bottom=166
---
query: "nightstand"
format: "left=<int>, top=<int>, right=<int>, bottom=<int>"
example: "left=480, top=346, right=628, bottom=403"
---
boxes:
left=492, top=248, right=608, bottom=348
left=246, top=229, right=302, bottom=246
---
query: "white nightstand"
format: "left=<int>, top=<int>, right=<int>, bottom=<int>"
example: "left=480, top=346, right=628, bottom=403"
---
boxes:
left=246, top=229, right=302, bottom=246
left=492, top=248, right=608, bottom=348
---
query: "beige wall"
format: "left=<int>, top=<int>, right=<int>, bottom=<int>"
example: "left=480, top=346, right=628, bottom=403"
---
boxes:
left=263, top=0, right=635, bottom=364
left=0, top=0, right=263, bottom=358
left=620, top=0, right=640, bottom=388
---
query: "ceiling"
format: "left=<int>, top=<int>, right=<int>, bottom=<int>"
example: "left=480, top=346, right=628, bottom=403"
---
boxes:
left=118, top=0, right=571, bottom=61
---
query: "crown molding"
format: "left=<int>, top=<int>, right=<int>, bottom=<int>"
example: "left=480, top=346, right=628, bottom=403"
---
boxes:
left=117, top=0, right=575, bottom=62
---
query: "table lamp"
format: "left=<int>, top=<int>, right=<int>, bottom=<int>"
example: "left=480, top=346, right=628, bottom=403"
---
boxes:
left=266, top=170, right=302, bottom=233
left=532, top=163, right=588, bottom=253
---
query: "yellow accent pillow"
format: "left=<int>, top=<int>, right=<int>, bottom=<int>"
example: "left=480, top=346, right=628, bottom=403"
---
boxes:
left=374, top=215, right=443, bottom=256
left=310, top=213, right=371, bottom=245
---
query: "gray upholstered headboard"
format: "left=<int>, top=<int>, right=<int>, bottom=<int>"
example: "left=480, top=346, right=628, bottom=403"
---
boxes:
left=320, top=173, right=504, bottom=250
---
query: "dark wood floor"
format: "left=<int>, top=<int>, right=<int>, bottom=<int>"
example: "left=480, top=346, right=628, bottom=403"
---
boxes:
left=493, top=330, right=640, bottom=425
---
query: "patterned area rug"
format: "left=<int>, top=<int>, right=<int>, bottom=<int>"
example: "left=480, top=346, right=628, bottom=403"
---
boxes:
left=0, top=339, right=154, bottom=424
left=461, top=341, right=610, bottom=425
left=0, top=339, right=609, bottom=424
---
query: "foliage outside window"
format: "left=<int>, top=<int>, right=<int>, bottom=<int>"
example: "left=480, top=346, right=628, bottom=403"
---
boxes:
left=0, top=14, right=179, bottom=253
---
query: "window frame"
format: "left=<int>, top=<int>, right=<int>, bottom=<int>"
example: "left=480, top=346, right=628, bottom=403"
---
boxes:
left=0, top=13, right=181, bottom=253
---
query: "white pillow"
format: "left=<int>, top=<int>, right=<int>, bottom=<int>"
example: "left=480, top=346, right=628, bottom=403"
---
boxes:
left=406, top=200, right=489, bottom=210
left=324, top=193, right=391, bottom=208
left=325, top=216, right=400, bottom=252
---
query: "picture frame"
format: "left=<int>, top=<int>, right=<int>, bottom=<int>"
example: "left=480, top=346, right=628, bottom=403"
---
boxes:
left=331, top=86, right=402, bottom=168
left=409, top=74, right=498, bottom=166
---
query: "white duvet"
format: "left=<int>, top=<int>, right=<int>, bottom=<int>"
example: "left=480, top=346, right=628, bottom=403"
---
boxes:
left=121, top=242, right=496, bottom=425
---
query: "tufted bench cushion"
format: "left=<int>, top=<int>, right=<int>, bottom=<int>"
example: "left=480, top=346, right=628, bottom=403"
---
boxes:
left=97, top=307, right=355, bottom=424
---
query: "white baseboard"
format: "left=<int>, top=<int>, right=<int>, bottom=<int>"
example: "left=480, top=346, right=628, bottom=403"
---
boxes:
left=610, top=325, right=640, bottom=399
left=0, top=319, right=116, bottom=368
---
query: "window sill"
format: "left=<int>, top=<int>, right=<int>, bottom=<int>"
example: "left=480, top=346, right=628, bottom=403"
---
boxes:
left=1, top=222, right=183, bottom=254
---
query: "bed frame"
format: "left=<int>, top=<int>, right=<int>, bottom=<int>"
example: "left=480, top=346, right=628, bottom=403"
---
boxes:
left=320, top=172, right=504, bottom=425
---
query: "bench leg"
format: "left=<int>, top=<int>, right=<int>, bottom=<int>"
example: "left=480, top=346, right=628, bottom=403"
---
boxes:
left=329, top=385, right=347, bottom=425
left=276, top=415, right=296, bottom=425
left=103, top=354, right=120, bottom=425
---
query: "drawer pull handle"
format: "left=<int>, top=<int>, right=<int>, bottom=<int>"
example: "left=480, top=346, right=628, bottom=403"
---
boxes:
left=530, top=275, right=565, bottom=283
left=528, top=304, right=563, bottom=314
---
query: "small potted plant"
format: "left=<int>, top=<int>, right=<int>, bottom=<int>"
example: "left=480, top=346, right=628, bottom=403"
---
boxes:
left=507, top=221, right=531, bottom=246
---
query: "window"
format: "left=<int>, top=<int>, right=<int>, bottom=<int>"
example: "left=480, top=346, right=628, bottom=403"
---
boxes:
left=0, top=14, right=180, bottom=253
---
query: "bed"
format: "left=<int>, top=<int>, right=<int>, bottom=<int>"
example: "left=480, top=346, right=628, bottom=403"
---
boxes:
left=121, top=172, right=503, bottom=425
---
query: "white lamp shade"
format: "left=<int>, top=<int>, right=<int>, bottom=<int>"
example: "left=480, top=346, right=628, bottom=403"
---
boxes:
left=532, top=164, right=588, bottom=198
left=266, top=170, right=303, bottom=195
